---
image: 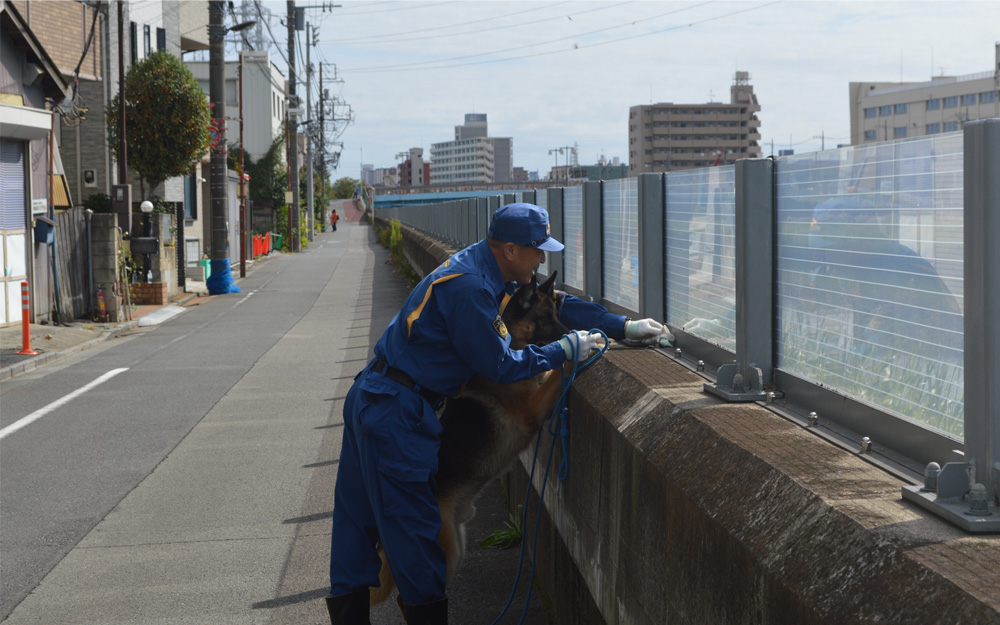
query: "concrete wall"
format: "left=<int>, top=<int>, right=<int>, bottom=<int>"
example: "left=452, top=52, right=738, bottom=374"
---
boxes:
left=90, top=213, right=124, bottom=322
left=385, top=217, right=1000, bottom=625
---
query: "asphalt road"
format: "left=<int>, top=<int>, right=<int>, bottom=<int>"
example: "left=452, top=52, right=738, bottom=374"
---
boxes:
left=0, top=223, right=548, bottom=625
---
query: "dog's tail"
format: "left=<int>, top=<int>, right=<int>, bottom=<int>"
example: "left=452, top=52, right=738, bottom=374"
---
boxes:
left=369, top=545, right=396, bottom=606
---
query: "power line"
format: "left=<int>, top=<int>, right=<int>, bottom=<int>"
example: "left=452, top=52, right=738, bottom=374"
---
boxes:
left=327, top=1, right=458, bottom=17
left=329, top=1, right=573, bottom=45
left=343, top=1, right=716, bottom=73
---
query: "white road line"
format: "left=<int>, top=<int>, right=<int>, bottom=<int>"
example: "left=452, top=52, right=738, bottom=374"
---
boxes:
left=0, top=368, right=129, bottom=441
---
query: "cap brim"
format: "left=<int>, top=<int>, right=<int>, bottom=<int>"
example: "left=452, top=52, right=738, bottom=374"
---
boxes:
left=536, top=237, right=564, bottom=252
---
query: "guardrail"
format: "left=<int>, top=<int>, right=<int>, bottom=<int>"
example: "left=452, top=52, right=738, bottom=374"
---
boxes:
left=375, top=120, right=1000, bottom=531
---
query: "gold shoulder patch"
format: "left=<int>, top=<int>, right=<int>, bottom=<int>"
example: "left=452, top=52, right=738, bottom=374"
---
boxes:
left=493, top=314, right=508, bottom=339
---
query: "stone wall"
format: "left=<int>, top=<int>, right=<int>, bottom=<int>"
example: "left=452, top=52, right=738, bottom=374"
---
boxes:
left=388, top=217, right=1000, bottom=625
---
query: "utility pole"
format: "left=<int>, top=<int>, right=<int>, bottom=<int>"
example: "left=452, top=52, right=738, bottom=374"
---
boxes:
left=286, top=0, right=300, bottom=252
left=207, top=1, right=240, bottom=293
left=318, top=62, right=326, bottom=229
left=305, top=21, right=314, bottom=240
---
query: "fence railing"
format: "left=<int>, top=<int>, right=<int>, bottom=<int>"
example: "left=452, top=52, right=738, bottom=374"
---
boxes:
left=375, top=120, right=1000, bottom=531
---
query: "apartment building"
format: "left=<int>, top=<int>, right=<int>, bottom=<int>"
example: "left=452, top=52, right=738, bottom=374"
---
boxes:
left=850, top=44, right=1000, bottom=145
left=397, top=147, right=429, bottom=186
left=628, top=71, right=762, bottom=175
left=434, top=113, right=511, bottom=183
left=430, top=137, right=494, bottom=185
left=185, top=50, right=286, bottom=162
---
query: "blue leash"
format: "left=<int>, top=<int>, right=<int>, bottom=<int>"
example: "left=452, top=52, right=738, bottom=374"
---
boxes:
left=490, top=330, right=608, bottom=625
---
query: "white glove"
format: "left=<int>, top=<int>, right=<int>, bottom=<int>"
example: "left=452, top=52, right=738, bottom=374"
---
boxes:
left=624, top=318, right=674, bottom=347
left=558, top=330, right=604, bottom=362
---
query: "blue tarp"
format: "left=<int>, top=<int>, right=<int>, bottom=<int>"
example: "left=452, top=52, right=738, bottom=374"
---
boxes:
left=206, top=259, right=241, bottom=294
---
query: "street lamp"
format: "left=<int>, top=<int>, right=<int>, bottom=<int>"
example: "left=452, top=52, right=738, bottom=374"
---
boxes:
left=140, top=200, right=153, bottom=283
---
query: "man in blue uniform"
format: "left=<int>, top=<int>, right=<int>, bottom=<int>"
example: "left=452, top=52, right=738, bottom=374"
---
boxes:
left=327, top=203, right=671, bottom=625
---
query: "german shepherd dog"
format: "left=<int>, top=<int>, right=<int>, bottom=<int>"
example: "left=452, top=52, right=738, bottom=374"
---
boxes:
left=370, top=271, right=574, bottom=606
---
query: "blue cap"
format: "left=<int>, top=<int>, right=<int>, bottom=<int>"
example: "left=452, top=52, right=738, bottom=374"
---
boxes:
left=488, top=203, right=564, bottom=252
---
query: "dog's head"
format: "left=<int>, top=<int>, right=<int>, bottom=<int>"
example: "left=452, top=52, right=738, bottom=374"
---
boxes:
left=502, top=272, right=569, bottom=350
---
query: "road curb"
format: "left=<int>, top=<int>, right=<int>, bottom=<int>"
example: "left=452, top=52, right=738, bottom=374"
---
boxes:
left=0, top=292, right=201, bottom=382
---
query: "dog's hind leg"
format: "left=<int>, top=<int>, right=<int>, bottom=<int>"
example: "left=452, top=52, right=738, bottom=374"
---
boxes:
left=437, top=496, right=464, bottom=588
left=368, top=545, right=397, bottom=606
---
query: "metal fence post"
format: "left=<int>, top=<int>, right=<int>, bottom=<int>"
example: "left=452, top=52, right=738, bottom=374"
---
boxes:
left=705, top=158, right=774, bottom=401
left=902, top=119, right=1000, bottom=532
left=477, top=198, right=489, bottom=240
left=638, top=173, right=665, bottom=321
left=547, top=187, right=564, bottom=288
left=504, top=193, right=516, bottom=205
left=583, top=181, right=603, bottom=301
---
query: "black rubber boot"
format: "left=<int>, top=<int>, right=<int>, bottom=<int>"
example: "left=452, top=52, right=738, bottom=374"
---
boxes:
left=402, top=597, right=448, bottom=625
left=325, top=589, right=371, bottom=625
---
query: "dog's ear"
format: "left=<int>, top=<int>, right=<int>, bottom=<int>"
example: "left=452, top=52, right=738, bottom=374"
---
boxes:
left=538, top=271, right=557, bottom=296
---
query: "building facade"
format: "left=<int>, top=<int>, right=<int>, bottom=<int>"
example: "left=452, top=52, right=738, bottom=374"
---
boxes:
left=430, top=137, right=494, bottom=185
left=185, top=50, right=286, bottom=162
left=849, top=44, right=1000, bottom=145
left=435, top=113, right=511, bottom=183
left=397, top=147, right=428, bottom=186
left=1, top=0, right=70, bottom=325
left=628, top=71, right=762, bottom=175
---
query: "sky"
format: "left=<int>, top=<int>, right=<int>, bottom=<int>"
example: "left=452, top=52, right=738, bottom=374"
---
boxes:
left=243, top=0, right=1000, bottom=183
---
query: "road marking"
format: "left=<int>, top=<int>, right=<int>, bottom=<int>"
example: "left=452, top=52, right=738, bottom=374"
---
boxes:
left=0, top=368, right=128, bottom=440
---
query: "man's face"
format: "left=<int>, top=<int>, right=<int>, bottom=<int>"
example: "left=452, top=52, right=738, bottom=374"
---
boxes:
left=510, top=244, right=545, bottom=284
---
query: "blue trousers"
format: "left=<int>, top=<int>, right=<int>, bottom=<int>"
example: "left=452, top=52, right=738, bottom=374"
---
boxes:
left=329, top=363, right=446, bottom=605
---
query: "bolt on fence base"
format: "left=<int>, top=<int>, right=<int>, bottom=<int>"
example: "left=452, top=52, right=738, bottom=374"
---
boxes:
left=901, top=462, right=1000, bottom=533
left=703, top=364, right=783, bottom=402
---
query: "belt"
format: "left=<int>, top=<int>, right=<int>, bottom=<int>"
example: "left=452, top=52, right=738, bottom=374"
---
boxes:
left=372, top=360, right=444, bottom=409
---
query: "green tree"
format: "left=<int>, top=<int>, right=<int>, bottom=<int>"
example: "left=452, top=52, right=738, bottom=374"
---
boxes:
left=106, top=51, right=211, bottom=200
left=332, top=177, right=360, bottom=200
left=230, top=133, right=288, bottom=211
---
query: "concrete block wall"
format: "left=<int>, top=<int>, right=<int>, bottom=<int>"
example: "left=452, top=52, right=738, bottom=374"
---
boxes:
left=91, top=214, right=124, bottom=322
left=391, top=218, right=1000, bottom=625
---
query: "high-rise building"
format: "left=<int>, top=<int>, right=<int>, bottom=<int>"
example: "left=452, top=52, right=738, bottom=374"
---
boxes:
left=490, top=137, right=513, bottom=183
left=431, top=113, right=511, bottom=184
left=430, top=137, right=494, bottom=185
left=628, top=72, right=762, bottom=175
left=849, top=44, right=1000, bottom=145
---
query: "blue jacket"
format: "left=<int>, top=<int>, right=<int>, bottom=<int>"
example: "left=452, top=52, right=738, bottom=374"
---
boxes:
left=374, top=239, right=627, bottom=396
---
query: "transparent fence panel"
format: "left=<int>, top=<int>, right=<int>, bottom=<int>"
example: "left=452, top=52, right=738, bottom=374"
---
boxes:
left=535, top=191, right=550, bottom=277
left=563, top=186, right=584, bottom=290
left=602, top=178, right=639, bottom=310
left=665, top=166, right=737, bottom=351
left=775, top=134, right=964, bottom=438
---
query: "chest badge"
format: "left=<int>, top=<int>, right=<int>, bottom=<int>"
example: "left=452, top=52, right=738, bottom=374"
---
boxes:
left=493, top=314, right=508, bottom=339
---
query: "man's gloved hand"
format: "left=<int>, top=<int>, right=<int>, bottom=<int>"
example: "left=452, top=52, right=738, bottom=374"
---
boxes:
left=559, top=330, right=604, bottom=362
left=624, top=318, right=674, bottom=347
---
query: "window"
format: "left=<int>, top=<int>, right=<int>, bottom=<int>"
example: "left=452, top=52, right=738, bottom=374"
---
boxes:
left=944, top=121, right=959, bottom=132
left=894, top=103, right=907, bottom=114
left=156, top=27, right=166, bottom=51
left=130, top=22, right=137, bottom=65
left=944, top=96, right=958, bottom=108
left=980, top=91, right=996, bottom=103
left=961, top=94, right=976, bottom=106
left=927, top=98, right=941, bottom=110
left=894, top=127, right=907, bottom=138
left=864, top=107, right=877, bottom=118
left=879, top=105, right=892, bottom=116
left=864, top=129, right=877, bottom=141
left=926, top=123, right=941, bottom=134
left=143, top=25, right=150, bottom=56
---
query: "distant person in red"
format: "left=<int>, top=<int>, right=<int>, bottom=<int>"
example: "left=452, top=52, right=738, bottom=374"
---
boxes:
left=331, top=209, right=338, bottom=231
